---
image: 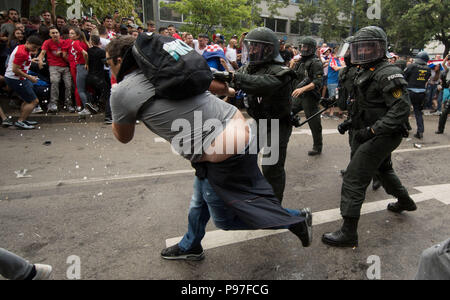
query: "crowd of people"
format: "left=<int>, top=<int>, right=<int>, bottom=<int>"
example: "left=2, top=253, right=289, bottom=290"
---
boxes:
left=0, top=8, right=149, bottom=129
left=1, top=6, right=449, bottom=280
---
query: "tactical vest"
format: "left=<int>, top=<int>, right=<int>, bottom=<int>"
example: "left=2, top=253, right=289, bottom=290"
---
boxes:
left=353, top=61, right=408, bottom=129
left=244, top=63, right=295, bottom=120
left=406, top=63, right=431, bottom=90
left=292, top=56, right=322, bottom=99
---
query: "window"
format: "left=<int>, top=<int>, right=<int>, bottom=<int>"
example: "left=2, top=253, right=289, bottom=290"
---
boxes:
left=290, top=20, right=300, bottom=35
left=263, top=17, right=287, bottom=33
left=265, top=18, right=276, bottom=31
left=276, top=19, right=287, bottom=33
left=159, top=0, right=183, bottom=22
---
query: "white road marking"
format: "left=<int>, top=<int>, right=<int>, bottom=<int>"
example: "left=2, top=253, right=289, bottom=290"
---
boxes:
left=154, top=137, right=168, bottom=143
left=165, top=183, right=450, bottom=250
left=393, top=144, right=450, bottom=154
left=292, top=129, right=339, bottom=135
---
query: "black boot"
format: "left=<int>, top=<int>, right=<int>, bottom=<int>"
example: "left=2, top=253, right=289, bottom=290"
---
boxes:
left=387, top=195, right=417, bottom=213
left=414, top=132, right=423, bottom=139
left=322, top=217, right=359, bottom=247
left=308, top=148, right=322, bottom=156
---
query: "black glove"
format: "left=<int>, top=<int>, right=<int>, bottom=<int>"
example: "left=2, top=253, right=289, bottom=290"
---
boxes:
left=212, top=70, right=234, bottom=83
left=320, top=97, right=336, bottom=108
left=355, top=127, right=375, bottom=143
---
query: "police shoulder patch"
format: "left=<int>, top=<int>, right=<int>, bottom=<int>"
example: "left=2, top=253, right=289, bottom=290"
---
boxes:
left=392, top=88, right=402, bottom=99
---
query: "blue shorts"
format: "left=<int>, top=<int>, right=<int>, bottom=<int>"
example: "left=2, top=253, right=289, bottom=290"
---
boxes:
left=5, top=77, right=37, bottom=103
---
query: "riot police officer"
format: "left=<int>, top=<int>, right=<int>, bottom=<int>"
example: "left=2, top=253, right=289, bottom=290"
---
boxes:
left=404, top=51, right=432, bottom=139
left=336, top=37, right=381, bottom=191
left=291, top=37, right=324, bottom=156
left=229, top=27, right=297, bottom=202
left=322, top=26, right=417, bottom=248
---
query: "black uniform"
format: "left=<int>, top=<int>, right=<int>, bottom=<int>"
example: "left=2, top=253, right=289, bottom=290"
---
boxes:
left=234, top=63, right=296, bottom=202
left=404, top=61, right=431, bottom=137
left=291, top=55, right=324, bottom=154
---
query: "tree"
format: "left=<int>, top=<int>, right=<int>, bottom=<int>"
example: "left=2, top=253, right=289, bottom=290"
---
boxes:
left=31, top=0, right=140, bottom=23
left=401, top=0, right=450, bottom=57
left=163, top=0, right=260, bottom=39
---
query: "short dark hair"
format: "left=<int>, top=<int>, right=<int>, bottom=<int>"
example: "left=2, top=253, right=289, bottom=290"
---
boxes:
left=29, top=16, right=41, bottom=25
left=56, top=15, right=66, bottom=21
left=98, top=25, right=107, bottom=35
left=48, top=25, right=58, bottom=32
left=105, top=35, right=135, bottom=64
left=147, top=20, right=155, bottom=26
left=158, top=27, right=167, bottom=34
left=41, top=10, right=51, bottom=15
left=103, top=15, right=112, bottom=22
left=8, top=8, right=19, bottom=15
left=27, top=35, right=43, bottom=46
left=90, top=34, right=100, bottom=46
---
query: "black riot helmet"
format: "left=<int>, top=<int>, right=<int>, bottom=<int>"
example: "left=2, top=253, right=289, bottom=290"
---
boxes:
left=415, top=51, right=430, bottom=65
left=243, top=27, right=284, bottom=65
left=350, top=26, right=388, bottom=65
left=299, top=36, right=317, bottom=57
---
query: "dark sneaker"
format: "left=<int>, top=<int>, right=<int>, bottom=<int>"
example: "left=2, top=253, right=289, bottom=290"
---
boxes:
left=289, top=208, right=313, bottom=247
left=161, top=244, right=205, bottom=261
left=435, top=130, right=444, bottom=134
left=15, top=121, right=35, bottom=130
left=23, top=120, right=38, bottom=126
left=85, top=102, right=99, bottom=114
left=2, top=118, right=13, bottom=127
left=104, top=118, right=113, bottom=125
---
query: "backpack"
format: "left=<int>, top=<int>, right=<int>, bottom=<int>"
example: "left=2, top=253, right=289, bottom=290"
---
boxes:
left=132, top=32, right=213, bottom=100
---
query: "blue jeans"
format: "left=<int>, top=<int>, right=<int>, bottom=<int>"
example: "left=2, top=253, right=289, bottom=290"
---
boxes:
left=425, top=84, right=437, bottom=109
left=178, top=177, right=300, bottom=251
left=76, top=64, right=88, bottom=106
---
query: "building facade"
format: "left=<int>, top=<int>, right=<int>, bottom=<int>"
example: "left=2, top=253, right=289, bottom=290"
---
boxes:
left=144, top=0, right=323, bottom=45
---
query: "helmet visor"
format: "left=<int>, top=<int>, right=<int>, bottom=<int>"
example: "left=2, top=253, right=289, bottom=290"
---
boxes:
left=243, top=40, right=274, bottom=65
left=350, top=40, right=386, bottom=64
left=337, top=42, right=350, bottom=58
left=299, top=43, right=315, bottom=57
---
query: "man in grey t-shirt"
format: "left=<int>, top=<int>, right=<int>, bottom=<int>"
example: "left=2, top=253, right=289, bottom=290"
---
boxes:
left=106, top=36, right=313, bottom=261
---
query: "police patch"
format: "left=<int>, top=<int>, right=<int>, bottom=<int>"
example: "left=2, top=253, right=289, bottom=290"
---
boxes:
left=392, top=88, right=402, bottom=98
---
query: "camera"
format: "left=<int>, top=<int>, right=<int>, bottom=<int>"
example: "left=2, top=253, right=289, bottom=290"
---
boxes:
left=337, top=119, right=352, bottom=135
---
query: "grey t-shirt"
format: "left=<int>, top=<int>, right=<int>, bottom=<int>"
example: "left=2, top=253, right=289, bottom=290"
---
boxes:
left=111, top=70, right=238, bottom=162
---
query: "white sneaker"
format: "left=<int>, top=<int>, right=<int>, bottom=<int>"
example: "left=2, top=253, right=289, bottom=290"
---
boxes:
left=78, top=108, right=91, bottom=116
left=32, top=105, right=44, bottom=114
left=76, top=106, right=82, bottom=112
left=47, top=104, right=58, bottom=113
left=32, top=264, right=53, bottom=280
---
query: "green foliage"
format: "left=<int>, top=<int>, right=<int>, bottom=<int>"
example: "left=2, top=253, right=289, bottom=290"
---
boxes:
left=163, top=0, right=261, bottom=40
left=31, top=0, right=141, bottom=23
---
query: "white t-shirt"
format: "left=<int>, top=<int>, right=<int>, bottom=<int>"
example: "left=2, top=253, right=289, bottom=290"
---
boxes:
left=225, top=46, right=237, bottom=71
left=193, top=39, right=207, bottom=56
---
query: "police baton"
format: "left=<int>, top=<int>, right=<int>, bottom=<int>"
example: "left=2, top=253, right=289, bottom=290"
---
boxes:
left=294, top=97, right=337, bottom=128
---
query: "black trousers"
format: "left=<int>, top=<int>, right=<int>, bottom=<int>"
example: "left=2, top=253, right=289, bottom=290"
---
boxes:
left=192, top=153, right=304, bottom=229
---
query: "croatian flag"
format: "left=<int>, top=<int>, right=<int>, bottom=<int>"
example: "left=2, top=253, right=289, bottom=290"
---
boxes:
left=428, top=60, right=444, bottom=71
left=202, top=44, right=227, bottom=61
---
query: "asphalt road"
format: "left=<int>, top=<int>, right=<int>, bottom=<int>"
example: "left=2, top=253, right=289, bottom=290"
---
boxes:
left=0, top=113, right=449, bottom=280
